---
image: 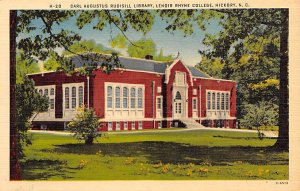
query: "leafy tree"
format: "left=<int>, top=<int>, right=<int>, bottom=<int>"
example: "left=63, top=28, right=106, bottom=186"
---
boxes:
left=16, top=77, right=49, bottom=156
left=16, top=52, right=40, bottom=84
left=240, top=101, right=278, bottom=139
left=159, top=9, right=288, bottom=150
left=196, top=56, right=224, bottom=78
left=110, top=35, right=174, bottom=61
left=67, top=106, right=100, bottom=145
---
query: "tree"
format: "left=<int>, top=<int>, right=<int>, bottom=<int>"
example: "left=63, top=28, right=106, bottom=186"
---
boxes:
left=67, top=106, right=100, bottom=145
left=110, top=35, right=174, bottom=61
left=240, top=101, right=279, bottom=139
left=16, top=77, right=49, bottom=156
left=16, top=52, right=40, bottom=84
left=196, top=56, right=224, bottom=78
left=159, top=9, right=288, bottom=150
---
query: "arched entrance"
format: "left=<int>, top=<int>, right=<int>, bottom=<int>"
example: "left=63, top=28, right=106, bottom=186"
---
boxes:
left=174, top=91, right=184, bottom=119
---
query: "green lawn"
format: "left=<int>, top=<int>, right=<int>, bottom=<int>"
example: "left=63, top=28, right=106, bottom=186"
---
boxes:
left=21, top=129, right=288, bottom=180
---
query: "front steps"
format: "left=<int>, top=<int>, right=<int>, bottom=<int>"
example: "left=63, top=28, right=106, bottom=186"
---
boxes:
left=179, top=118, right=206, bottom=129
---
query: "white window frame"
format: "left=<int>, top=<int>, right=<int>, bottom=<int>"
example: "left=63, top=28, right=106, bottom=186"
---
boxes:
left=131, top=121, right=136, bottom=130
left=157, top=86, right=161, bottom=93
left=62, top=83, right=84, bottom=111
left=157, top=121, right=162, bottom=129
left=108, top=122, right=113, bottom=131
left=36, top=85, right=56, bottom=111
left=124, top=121, right=128, bottom=130
left=138, top=121, right=142, bottom=130
left=116, top=122, right=120, bottom=131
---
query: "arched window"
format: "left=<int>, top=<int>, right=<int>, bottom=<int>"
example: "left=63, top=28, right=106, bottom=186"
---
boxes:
left=65, top=87, right=69, bottom=109
left=212, top=93, right=215, bottom=109
left=115, top=87, right=120, bottom=109
left=138, top=88, right=143, bottom=108
left=79, top=86, right=83, bottom=106
left=38, top=89, right=43, bottom=96
left=207, top=92, right=211, bottom=110
left=175, top=91, right=181, bottom=100
left=225, top=93, right=229, bottom=110
left=130, top=88, right=136, bottom=108
left=50, top=88, right=55, bottom=95
left=221, top=93, right=225, bottom=110
left=72, top=87, right=76, bottom=108
left=123, top=87, right=128, bottom=108
left=217, top=93, right=220, bottom=110
left=107, top=86, right=113, bottom=109
left=44, top=89, right=49, bottom=97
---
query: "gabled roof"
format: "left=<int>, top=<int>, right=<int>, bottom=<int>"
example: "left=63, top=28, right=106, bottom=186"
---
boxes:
left=70, top=54, right=211, bottom=78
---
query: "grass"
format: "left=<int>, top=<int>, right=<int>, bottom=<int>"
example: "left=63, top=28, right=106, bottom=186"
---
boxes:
left=21, top=129, right=288, bottom=180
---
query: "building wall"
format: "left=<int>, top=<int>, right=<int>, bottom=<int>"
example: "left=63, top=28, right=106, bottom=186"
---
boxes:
left=29, top=60, right=237, bottom=130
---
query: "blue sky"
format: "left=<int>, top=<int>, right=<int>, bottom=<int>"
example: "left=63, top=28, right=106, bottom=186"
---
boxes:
left=18, top=11, right=222, bottom=66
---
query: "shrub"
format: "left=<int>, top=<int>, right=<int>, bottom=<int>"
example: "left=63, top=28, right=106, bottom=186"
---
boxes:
left=67, top=106, right=101, bottom=144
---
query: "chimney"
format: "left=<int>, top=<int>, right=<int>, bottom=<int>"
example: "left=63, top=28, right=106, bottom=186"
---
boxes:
left=145, top=55, right=153, bottom=60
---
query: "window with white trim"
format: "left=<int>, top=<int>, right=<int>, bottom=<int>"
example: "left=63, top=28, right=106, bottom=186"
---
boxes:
left=157, top=97, right=162, bottom=110
left=44, top=89, right=49, bottom=96
left=132, top=121, right=136, bottom=130
left=72, top=87, right=76, bottom=109
left=38, top=89, right=43, bottom=96
left=107, top=86, right=113, bottom=109
left=221, top=93, right=225, bottom=110
left=123, top=87, right=128, bottom=108
left=212, top=93, right=215, bottom=110
left=225, top=93, right=229, bottom=110
left=158, top=121, right=162, bottom=129
left=217, top=93, right=220, bottom=110
left=65, top=87, right=69, bottom=109
left=115, top=87, right=121, bottom=109
left=138, top=121, right=142, bottom=130
left=79, top=86, right=84, bottom=106
left=193, top=98, right=197, bottom=110
left=130, top=88, right=136, bottom=108
left=36, top=85, right=55, bottom=110
left=207, top=92, right=211, bottom=110
left=50, top=88, right=55, bottom=95
left=138, top=88, right=143, bottom=108
left=108, top=122, right=112, bottom=131
left=116, top=122, right=120, bottom=131
left=124, top=121, right=128, bottom=130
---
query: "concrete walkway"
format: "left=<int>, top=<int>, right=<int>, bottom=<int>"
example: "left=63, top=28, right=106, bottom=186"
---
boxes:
left=29, top=127, right=278, bottom=138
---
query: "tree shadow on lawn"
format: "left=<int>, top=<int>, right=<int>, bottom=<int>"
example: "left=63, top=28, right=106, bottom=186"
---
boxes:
left=20, top=159, right=75, bottom=180
left=52, top=141, right=288, bottom=166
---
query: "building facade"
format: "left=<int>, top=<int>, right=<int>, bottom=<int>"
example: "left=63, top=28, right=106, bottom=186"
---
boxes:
left=29, top=56, right=237, bottom=131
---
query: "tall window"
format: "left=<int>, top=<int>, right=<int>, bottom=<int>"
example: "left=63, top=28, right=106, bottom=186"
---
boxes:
left=207, top=92, right=211, bottom=109
left=130, top=88, right=136, bottom=108
left=138, top=88, right=143, bottom=108
left=38, top=89, right=43, bottom=96
left=115, top=87, right=121, bottom=109
left=79, top=86, right=83, bottom=106
left=217, top=93, right=220, bottom=110
left=50, top=99, right=54, bottom=109
left=123, top=87, right=128, bottom=108
left=157, top=97, right=162, bottom=110
left=132, top=121, right=136, bottom=130
left=124, top=122, right=128, bottom=130
left=212, top=93, right=215, bottom=109
left=226, top=93, right=229, bottom=110
left=44, top=89, right=49, bottom=96
left=50, top=88, right=55, bottom=95
left=221, top=93, right=225, bottom=110
left=72, top=87, right=76, bottom=108
left=65, top=87, right=69, bottom=109
left=107, top=86, right=113, bottom=109
left=193, top=98, right=197, bottom=110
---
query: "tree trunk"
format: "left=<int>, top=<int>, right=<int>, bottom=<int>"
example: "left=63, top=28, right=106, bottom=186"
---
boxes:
left=85, top=136, right=94, bottom=145
left=10, top=10, right=21, bottom=180
left=275, top=9, right=289, bottom=150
